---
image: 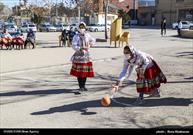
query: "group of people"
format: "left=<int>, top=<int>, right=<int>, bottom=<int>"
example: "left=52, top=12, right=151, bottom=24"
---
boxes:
left=69, top=22, right=167, bottom=105
left=0, top=28, right=36, bottom=49
left=160, top=18, right=183, bottom=37
left=0, top=29, right=13, bottom=49
left=60, top=27, right=76, bottom=47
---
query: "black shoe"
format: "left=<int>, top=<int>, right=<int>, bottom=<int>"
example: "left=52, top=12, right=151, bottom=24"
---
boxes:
left=74, top=90, right=82, bottom=95
left=79, top=88, right=85, bottom=92
left=83, top=87, right=88, bottom=91
left=146, top=89, right=160, bottom=98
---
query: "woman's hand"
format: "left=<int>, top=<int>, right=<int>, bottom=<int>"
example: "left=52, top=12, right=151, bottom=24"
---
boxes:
left=111, top=85, right=119, bottom=93
left=82, top=42, right=90, bottom=49
left=79, top=48, right=87, bottom=55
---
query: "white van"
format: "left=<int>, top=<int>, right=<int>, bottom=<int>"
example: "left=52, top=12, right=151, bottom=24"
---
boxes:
left=172, top=21, right=193, bottom=29
left=20, top=24, right=37, bottom=32
left=5, top=24, right=18, bottom=33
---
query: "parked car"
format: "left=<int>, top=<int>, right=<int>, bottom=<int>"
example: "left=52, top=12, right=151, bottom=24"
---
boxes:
left=39, top=24, right=57, bottom=32
left=20, top=24, right=37, bottom=32
left=10, top=31, right=24, bottom=38
left=4, top=24, right=18, bottom=33
left=172, top=21, right=193, bottom=29
left=122, top=22, right=130, bottom=29
left=20, top=24, right=28, bottom=32
left=69, top=24, right=78, bottom=31
left=122, top=20, right=138, bottom=29
left=55, top=24, right=69, bottom=32
left=88, top=24, right=110, bottom=32
left=0, top=24, right=3, bottom=33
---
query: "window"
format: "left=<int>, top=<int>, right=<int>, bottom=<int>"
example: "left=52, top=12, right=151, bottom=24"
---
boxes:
left=182, top=22, right=187, bottom=24
left=176, top=0, right=184, bottom=3
left=29, top=25, right=35, bottom=27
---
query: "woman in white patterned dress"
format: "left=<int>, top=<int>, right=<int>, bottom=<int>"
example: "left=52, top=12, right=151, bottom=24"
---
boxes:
left=70, top=22, right=95, bottom=94
left=112, top=45, right=167, bottom=104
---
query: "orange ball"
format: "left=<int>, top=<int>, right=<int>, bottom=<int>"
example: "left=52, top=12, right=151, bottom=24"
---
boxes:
left=101, top=95, right=111, bottom=107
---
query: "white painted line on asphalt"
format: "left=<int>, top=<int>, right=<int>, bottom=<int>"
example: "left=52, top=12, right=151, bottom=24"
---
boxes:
left=1, top=56, right=122, bottom=76
left=111, top=98, right=134, bottom=107
left=0, top=63, right=71, bottom=76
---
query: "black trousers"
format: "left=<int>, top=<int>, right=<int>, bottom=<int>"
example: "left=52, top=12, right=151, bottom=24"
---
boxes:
left=161, top=28, right=166, bottom=35
left=77, top=77, right=87, bottom=89
left=61, top=37, right=66, bottom=46
left=178, top=29, right=181, bottom=36
left=24, top=39, right=35, bottom=49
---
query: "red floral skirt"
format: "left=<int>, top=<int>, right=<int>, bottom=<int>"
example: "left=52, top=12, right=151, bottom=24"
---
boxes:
left=70, top=62, right=94, bottom=78
left=2, top=38, right=11, bottom=45
left=136, top=60, right=167, bottom=94
left=12, top=37, right=24, bottom=45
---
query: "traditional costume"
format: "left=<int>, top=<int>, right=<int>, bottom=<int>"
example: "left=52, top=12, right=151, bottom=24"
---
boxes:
left=1, top=31, right=12, bottom=49
left=70, top=22, right=95, bottom=92
left=118, top=45, right=167, bottom=95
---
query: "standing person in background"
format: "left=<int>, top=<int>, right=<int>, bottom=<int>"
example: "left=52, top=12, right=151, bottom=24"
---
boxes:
left=61, top=29, right=67, bottom=47
left=70, top=22, right=95, bottom=94
left=24, top=29, right=36, bottom=49
left=161, top=18, right=167, bottom=36
left=67, top=27, right=76, bottom=47
left=128, top=20, right=131, bottom=28
left=177, top=20, right=182, bottom=37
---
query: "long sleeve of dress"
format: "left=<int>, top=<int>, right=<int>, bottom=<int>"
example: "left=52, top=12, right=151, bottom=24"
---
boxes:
left=139, top=52, right=152, bottom=74
left=86, top=33, right=95, bottom=46
left=72, top=35, right=80, bottom=51
left=126, top=65, right=134, bottom=80
left=118, top=59, right=134, bottom=82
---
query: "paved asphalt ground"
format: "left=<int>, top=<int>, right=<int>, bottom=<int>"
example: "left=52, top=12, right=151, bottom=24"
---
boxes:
left=0, top=27, right=193, bottom=128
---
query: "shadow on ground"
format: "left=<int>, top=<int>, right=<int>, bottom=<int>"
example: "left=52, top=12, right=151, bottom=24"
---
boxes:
left=184, top=76, right=193, bottom=80
left=169, top=35, right=193, bottom=39
left=153, top=125, right=193, bottom=129
left=0, top=88, right=78, bottom=97
left=31, top=97, right=193, bottom=116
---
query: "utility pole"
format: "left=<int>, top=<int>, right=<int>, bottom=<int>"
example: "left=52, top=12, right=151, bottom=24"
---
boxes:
left=133, top=0, right=136, bottom=20
left=56, top=0, right=58, bottom=17
left=104, top=0, right=109, bottom=40
left=77, top=0, right=81, bottom=23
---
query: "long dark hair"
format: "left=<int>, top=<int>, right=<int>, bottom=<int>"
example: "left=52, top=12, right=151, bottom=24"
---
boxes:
left=124, top=45, right=132, bottom=53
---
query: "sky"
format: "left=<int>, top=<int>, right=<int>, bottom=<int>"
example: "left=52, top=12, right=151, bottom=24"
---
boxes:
left=1, top=0, right=20, bottom=7
left=1, top=0, right=155, bottom=8
left=1, top=0, right=67, bottom=8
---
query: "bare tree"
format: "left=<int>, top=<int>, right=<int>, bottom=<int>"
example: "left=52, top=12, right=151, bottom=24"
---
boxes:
left=0, top=2, right=4, bottom=14
left=23, top=0, right=28, bottom=6
left=31, top=6, right=50, bottom=29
